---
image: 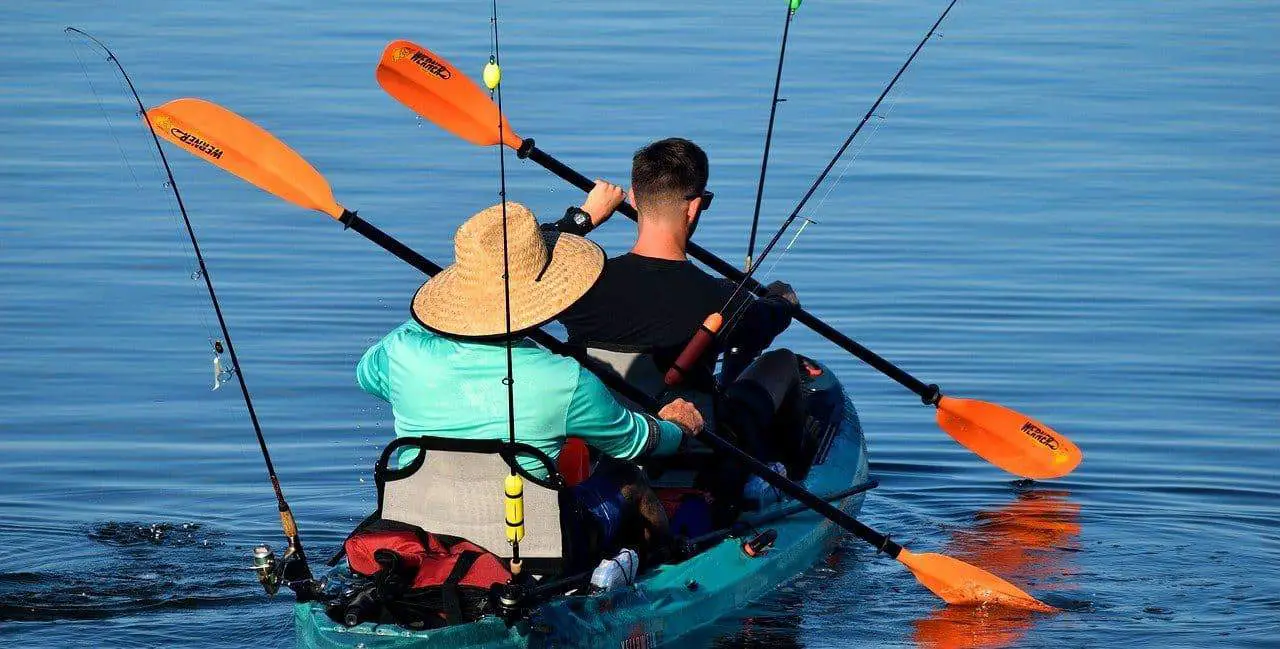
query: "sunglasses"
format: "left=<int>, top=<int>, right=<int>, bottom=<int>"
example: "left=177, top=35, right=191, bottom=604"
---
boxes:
left=684, top=190, right=715, bottom=212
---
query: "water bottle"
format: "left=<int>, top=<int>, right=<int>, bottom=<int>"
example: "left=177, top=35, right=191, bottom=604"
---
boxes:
left=589, top=548, right=639, bottom=591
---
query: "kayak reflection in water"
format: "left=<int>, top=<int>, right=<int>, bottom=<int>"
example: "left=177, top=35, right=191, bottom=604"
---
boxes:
left=913, top=488, right=1081, bottom=649
left=355, top=202, right=705, bottom=563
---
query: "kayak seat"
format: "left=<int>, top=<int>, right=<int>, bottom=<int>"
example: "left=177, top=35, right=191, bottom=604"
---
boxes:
left=585, top=346, right=717, bottom=431
left=581, top=347, right=666, bottom=409
left=370, top=436, right=578, bottom=577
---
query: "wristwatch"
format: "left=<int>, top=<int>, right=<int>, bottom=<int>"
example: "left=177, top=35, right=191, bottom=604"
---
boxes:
left=561, top=206, right=595, bottom=235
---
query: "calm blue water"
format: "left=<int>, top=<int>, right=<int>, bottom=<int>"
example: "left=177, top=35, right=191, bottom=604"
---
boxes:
left=2, top=1, right=1277, bottom=647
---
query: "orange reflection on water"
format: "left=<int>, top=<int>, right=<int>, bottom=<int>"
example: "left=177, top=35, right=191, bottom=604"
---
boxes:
left=913, top=605, right=1039, bottom=649
left=913, top=489, right=1080, bottom=649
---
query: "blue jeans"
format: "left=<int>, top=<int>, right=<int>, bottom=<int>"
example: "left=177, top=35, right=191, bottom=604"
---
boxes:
left=570, top=468, right=627, bottom=546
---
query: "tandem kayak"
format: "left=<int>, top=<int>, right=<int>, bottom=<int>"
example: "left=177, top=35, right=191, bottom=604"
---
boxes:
left=294, top=358, right=870, bottom=648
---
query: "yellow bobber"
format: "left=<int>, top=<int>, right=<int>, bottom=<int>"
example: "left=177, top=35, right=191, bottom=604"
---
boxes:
left=504, top=473, right=524, bottom=544
left=483, top=60, right=502, bottom=90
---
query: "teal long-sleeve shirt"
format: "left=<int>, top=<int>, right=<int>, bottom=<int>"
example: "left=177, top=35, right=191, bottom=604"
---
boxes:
left=356, top=321, right=684, bottom=477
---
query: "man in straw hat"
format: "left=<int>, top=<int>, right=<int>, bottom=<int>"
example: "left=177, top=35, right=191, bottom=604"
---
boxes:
left=356, top=201, right=704, bottom=559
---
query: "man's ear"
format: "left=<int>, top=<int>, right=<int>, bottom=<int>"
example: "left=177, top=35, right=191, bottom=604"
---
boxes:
left=686, top=196, right=702, bottom=223
left=628, top=187, right=637, bottom=208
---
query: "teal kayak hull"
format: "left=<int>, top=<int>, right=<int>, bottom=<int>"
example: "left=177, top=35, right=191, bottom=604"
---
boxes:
left=296, top=396, right=868, bottom=648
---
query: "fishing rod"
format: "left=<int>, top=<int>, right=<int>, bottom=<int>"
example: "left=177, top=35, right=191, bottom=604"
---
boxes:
left=662, top=0, right=960, bottom=387
left=64, top=28, right=315, bottom=597
left=745, top=0, right=802, bottom=271
left=483, top=0, right=536, bottom=618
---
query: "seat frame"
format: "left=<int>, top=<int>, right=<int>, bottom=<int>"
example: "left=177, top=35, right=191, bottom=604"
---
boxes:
left=370, top=436, right=578, bottom=576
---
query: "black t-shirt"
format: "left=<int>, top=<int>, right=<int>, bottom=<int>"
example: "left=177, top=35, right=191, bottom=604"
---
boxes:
left=557, top=253, right=793, bottom=384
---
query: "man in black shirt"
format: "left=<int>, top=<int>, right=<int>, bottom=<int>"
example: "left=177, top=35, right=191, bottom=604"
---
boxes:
left=543, top=138, right=807, bottom=524
left=550, top=138, right=798, bottom=387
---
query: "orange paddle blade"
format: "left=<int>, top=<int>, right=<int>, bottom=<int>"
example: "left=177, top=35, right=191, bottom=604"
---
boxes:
left=897, top=548, right=1057, bottom=613
left=935, top=397, right=1082, bottom=480
left=145, top=98, right=344, bottom=219
left=375, top=40, right=521, bottom=149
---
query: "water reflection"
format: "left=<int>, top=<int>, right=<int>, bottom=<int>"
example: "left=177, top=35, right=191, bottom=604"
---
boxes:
left=714, top=608, right=805, bottom=649
left=912, top=488, right=1081, bottom=649
left=708, top=552, right=842, bottom=648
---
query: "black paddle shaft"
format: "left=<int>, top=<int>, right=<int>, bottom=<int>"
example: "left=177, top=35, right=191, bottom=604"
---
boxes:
left=515, top=141, right=940, bottom=405
left=694, top=427, right=904, bottom=559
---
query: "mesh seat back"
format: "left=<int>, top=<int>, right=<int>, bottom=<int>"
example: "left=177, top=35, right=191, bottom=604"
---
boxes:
left=377, top=439, right=564, bottom=562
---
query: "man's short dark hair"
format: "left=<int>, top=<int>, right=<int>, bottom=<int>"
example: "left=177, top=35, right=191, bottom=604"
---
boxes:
left=631, top=138, right=708, bottom=208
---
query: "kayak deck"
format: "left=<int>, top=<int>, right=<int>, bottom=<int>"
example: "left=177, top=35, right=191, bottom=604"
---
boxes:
left=296, top=398, right=868, bottom=649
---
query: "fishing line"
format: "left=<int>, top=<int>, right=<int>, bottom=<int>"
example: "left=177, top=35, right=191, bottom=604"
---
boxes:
left=65, top=30, right=232, bottom=390
left=66, top=33, right=141, bottom=188
left=723, top=102, right=913, bottom=331
left=721, top=217, right=816, bottom=336
left=65, top=28, right=311, bottom=586
left=806, top=87, right=907, bottom=219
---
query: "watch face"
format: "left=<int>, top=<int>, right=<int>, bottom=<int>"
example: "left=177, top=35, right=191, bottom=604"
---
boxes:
left=574, top=213, right=589, bottom=226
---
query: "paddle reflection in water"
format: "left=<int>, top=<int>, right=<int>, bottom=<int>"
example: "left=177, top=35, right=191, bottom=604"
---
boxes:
left=912, top=489, right=1081, bottom=649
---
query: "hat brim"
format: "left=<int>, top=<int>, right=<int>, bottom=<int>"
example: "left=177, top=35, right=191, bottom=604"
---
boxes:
left=411, top=230, right=604, bottom=338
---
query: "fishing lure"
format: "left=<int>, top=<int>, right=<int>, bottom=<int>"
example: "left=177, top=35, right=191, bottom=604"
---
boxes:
left=211, top=339, right=233, bottom=390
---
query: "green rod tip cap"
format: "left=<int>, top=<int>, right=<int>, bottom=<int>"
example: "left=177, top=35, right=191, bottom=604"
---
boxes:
left=790, top=0, right=802, bottom=12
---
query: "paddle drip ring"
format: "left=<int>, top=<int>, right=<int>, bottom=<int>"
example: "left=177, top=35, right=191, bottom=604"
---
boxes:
left=922, top=384, right=942, bottom=406
left=877, top=534, right=892, bottom=555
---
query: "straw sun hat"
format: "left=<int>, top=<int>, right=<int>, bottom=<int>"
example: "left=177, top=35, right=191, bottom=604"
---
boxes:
left=412, top=202, right=604, bottom=338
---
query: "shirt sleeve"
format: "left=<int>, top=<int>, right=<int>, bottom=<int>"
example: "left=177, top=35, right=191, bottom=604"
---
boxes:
left=564, top=366, right=684, bottom=459
left=355, top=331, right=393, bottom=402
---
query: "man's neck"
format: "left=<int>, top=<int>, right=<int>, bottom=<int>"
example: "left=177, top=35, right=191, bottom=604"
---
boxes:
left=630, top=226, right=688, bottom=261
